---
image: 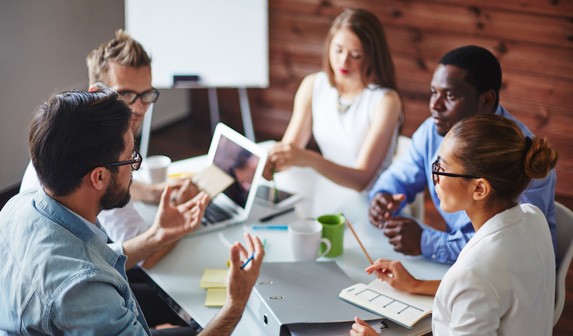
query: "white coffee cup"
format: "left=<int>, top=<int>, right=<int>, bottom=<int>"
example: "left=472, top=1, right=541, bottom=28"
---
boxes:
left=288, top=219, right=331, bottom=261
left=143, top=155, right=171, bottom=184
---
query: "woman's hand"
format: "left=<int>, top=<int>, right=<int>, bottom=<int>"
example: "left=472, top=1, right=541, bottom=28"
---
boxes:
left=349, top=317, right=379, bottom=336
left=268, top=142, right=310, bottom=172
left=365, top=259, right=420, bottom=294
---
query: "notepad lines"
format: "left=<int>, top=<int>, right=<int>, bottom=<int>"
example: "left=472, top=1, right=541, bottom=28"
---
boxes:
left=354, top=288, right=424, bottom=315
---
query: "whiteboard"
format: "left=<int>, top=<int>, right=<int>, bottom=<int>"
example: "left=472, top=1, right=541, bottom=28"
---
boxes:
left=125, top=0, right=268, bottom=88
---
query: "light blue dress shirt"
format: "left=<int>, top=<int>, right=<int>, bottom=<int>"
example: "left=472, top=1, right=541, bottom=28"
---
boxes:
left=368, top=106, right=557, bottom=264
left=0, top=189, right=151, bottom=335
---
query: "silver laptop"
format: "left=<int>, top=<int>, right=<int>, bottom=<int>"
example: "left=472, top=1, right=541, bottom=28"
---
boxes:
left=198, top=122, right=267, bottom=233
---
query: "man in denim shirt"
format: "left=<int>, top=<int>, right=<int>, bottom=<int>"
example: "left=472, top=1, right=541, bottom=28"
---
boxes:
left=0, top=90, right=264, bottom=335
left=368, top=46, right=556, bottom=264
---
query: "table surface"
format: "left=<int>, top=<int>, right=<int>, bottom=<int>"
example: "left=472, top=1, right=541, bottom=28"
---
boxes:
left=137, top=144, right=450, bottom=335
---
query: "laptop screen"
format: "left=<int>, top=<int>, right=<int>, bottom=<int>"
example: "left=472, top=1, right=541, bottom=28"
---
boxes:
left=212, top=135, right=261, bottom=208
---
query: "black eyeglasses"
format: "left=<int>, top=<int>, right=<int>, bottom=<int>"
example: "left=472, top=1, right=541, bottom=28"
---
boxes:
left=103, top=149, right=142, bottom=171
left=432, top=157, right=479, bottom=186
left=117, top=88, right=160, bottom=105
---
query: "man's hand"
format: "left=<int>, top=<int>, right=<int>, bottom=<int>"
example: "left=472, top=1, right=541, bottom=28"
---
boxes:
left=226, top=233, right=265, bottom=308
left=368, top=192, right=405, bottom=228
left=151, top=186, right=209, bottom=245
left=382, top=217, right=422, bottom=255
left=198, top=233, right=265, bottom=336
left=121, top=188, right=208, bottom=270
left=170, top=178, right=200, bottom=205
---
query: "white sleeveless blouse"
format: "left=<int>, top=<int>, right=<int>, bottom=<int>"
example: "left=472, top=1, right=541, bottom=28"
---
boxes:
left=311, top=72, right=399, bottom=187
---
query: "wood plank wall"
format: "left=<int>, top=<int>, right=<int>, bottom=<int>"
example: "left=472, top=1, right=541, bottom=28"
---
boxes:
left=193, top=0, right=573, bottom=199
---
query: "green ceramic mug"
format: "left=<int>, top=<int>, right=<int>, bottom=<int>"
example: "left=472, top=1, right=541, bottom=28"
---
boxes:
left=317, top=214, right=345, bottom=257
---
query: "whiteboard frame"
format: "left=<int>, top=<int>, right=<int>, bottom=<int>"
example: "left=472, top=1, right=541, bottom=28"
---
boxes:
left=125, top=0, right=269, bottom=88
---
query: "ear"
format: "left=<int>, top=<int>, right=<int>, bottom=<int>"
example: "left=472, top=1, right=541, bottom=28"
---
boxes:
left=478, top=89, right=496, bottom=113
left=88, top=82, right=109, bottom=92
left=472, top=178, right=491, bottom=201
left=87, top=167, right=108, bottom=191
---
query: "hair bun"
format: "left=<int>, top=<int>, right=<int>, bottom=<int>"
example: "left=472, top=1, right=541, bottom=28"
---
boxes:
left=524, top=137, right=558, bottom=179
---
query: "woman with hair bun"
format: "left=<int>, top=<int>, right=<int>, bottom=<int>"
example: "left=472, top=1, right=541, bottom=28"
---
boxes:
left=350, top=113, right=558, bottom=336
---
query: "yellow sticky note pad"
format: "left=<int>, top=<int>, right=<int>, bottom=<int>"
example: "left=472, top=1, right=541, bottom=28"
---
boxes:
left=205, top=288, right=227, bottom=307
left=168, top=171, right=195, bottom=180
left=200, top=269, right=228, bottom=288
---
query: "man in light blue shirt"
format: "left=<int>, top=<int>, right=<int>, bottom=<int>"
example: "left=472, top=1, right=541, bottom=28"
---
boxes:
left=0, top=89, right=264, bottom=335
left=368, top=46, right=556, bottom=264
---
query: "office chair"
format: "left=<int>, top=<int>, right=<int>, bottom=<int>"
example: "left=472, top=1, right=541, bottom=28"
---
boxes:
left=554, top=201, right=573, bottom=325
left=393, top=135, right=425, bottom=222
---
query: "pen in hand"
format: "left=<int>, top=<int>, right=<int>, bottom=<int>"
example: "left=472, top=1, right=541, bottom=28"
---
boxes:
left=240, top=253, right=255, bottom=270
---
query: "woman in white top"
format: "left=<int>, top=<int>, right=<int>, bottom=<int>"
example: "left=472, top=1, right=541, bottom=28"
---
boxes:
left=265, top=8, right=402, bottom=191
left=351, top=114, right=558, bottom=336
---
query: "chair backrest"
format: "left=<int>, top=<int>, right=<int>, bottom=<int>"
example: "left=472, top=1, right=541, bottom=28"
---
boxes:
left=393, top=135, right=424, bottom=222
left=554, top=201, right=573, bottom=325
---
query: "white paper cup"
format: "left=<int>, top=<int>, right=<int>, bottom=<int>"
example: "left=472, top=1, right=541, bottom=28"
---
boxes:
left=143, top=155, right=171, bottom=184
left=288, top=219, right=331, bottom=261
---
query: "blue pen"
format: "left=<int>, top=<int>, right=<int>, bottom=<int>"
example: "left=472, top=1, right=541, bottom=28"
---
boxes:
left=251, top=225, right=288, bottom=231
left=240, top=253, right=255, bottom=270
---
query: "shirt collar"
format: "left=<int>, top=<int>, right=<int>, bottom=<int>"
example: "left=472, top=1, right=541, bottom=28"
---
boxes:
left=61, top=203, right=109, bottom=244
left=459, top=204, right=523, bottom=258
left=34, top=189, right=120, bottom=264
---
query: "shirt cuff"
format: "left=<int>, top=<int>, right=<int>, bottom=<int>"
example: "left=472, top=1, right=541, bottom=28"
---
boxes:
left=420, top=228, right=444, bottom=262
left=108, top=242, right=124, bottom=256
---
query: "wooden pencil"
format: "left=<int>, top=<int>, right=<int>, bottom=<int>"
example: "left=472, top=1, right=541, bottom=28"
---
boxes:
left=346, top=219, right=374, bottom=265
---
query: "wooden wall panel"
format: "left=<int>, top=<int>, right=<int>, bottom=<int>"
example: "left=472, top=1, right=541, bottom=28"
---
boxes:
left=197, top=0, right=573, bottom=198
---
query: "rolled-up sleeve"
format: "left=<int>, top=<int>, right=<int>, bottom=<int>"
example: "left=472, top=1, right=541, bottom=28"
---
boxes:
left=421, top=222, right=475, bottom=264
left=368, top=121, right=432, bottom=211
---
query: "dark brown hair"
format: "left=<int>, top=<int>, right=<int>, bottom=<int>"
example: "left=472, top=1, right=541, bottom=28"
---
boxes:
left=322, top=8, right=397, bottom=90
left=29, top=89, right=132, bottom=196
left=449, top=114, right=558, bottom=201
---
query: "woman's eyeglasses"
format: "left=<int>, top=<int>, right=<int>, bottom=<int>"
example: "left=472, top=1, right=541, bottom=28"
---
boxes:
left=431, top=157, right=479, bottom=185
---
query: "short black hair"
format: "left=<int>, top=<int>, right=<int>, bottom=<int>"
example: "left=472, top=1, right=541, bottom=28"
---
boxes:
left=439, top=45, right=502, bottom=109
left=29, top=89, right=132, bottom=196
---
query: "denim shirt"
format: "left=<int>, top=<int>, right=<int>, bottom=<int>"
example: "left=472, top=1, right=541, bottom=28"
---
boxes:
left=0, top=190, right=151, bottom=335
left=368, top=106, right=557, bottom=264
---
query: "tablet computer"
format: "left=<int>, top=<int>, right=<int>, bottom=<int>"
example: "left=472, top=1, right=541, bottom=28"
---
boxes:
left=255, top=184, right=301, bottom=208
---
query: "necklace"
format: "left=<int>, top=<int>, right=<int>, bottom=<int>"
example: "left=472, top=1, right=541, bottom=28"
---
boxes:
left=337, top=94, right=355, bottom=113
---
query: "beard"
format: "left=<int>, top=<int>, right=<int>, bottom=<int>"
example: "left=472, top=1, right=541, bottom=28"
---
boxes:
left=99, top=172, right=132, bottom=211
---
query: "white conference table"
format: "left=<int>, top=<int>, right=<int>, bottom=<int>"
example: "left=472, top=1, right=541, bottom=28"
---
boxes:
left=137, top=146, right=450, bottom=335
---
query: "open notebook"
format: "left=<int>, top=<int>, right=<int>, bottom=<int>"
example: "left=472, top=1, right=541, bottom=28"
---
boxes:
left=339, top=279, right=434, bottom=329
left=196, top=122, right=267, bottom=233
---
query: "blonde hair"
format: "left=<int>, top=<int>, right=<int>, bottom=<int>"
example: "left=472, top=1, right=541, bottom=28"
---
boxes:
left=450, top=114, right=558, bottom=201
left=86, top=30, right=151, bottom=85
left=322, top=8, right=397, bottom=90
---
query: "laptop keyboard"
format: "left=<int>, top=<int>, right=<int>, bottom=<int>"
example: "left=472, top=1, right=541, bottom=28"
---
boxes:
left=202, top=202, right=233, bottom=225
